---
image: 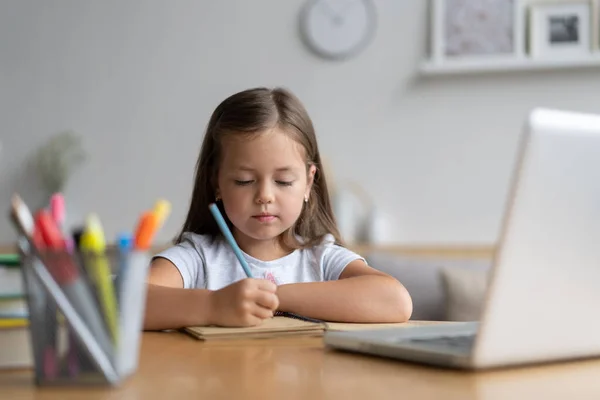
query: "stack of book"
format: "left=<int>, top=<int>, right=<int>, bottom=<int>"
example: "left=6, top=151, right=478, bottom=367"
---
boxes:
left=0, top=253, right=32, bottom=369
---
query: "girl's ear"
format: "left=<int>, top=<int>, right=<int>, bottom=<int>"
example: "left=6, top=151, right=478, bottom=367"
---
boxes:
left=306, top=164, right=317, bottom=196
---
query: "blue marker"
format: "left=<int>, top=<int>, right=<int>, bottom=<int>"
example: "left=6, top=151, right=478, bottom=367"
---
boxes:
left=208, top=203, right=253, bottom=278
left=117, top=232, right=133, bottom=259
left=115, top=232, right=133, bottom=301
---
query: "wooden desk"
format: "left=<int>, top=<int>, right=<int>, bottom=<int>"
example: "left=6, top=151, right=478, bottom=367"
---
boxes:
left=2, top=330, right=600, bottom=399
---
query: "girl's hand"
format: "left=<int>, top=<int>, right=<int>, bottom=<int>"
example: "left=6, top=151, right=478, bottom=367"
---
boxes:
left=208, top=279, right=279, bottom=327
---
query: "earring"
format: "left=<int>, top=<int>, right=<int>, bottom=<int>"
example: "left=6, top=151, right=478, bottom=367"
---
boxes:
left=304, top=195, right=309, bottom=203
left=215, top=194, right=221, bottom=202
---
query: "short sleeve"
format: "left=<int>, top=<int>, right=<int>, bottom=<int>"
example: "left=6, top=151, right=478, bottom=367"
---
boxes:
left=320, top=237, right=365, bottom=281
left=152, top=236, right=205, bottom=289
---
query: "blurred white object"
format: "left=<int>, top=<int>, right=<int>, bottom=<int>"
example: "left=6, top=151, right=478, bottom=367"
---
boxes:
left=332, top=182, right=374, bottom=244
left=333, top=188, right=363, bottom=244
left=366, top=207, right=390, bottom=245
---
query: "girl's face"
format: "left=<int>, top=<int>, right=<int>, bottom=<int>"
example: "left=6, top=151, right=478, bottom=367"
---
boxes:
left=216, top=128, right=316, bottom=249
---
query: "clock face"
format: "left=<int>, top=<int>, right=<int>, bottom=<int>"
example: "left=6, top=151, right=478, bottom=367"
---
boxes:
left=300, top=0, right=377, bottom=60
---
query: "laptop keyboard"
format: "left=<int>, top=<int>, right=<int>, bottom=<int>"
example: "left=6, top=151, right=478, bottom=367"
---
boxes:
left=404, top=334, right=476, bottom=351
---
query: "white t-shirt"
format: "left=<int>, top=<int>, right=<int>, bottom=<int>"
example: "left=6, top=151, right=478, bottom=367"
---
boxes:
left=153, top=232, right=364, bottom=290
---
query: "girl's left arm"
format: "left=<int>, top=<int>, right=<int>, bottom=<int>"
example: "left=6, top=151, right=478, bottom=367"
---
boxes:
left=276, top=260, right=413, bottom=323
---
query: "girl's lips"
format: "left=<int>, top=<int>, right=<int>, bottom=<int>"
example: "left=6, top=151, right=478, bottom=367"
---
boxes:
left=253, top=215, right=276, bottom=223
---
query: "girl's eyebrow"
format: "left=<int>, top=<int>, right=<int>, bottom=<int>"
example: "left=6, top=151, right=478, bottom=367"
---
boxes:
left=234, top=166, right=295, bottom=172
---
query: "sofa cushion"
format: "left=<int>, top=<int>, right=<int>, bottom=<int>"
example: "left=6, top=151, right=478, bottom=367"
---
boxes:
left=364, top=252, right=491, bottom=321
left=439, top=266, right=489, bottom=321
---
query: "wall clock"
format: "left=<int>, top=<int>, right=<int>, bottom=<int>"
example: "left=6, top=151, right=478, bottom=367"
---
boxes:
left=299, top=0, right=377, bottom=60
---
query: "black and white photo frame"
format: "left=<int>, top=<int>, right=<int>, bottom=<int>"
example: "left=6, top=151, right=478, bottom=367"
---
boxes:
left=528, top=0, right=592, bottom=58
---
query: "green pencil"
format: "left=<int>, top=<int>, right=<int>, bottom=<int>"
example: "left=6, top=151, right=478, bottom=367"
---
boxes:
left=0, top=254, right=20, bottom=267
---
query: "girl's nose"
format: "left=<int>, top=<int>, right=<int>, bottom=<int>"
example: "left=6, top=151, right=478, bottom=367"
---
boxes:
left=256, top=183, right=274, bottom=204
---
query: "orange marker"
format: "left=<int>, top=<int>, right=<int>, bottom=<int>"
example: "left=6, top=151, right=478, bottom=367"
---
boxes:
left=133, top=212, right=159, bottom=250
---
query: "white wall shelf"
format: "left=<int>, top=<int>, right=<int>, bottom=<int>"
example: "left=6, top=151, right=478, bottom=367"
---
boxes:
left=423, top=0, right=600, bottom=76
left=421, top=54, right=600, bottom=76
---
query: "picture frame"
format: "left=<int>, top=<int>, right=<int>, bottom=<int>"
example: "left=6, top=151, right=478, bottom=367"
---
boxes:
left=528, top=1, right=592, bottom=58
left=593, top=0, right=600, bottom=51
left=423, top=0, right=600, bottom=74
left=429, top=0, right=525, bottom=62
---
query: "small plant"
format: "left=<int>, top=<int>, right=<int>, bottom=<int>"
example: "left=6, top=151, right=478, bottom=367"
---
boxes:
left=34, top=130, right=86, bottom=196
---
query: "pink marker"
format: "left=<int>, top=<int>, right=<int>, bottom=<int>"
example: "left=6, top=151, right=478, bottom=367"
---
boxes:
left=49, top=193, right=78, bottom=376
left=50, top=193, right=74, bottom=252
left=50, top=194, right=65, bottom=227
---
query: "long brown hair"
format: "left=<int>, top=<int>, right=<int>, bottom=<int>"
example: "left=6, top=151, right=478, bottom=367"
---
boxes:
left=176, top=87, right=343, bottom=249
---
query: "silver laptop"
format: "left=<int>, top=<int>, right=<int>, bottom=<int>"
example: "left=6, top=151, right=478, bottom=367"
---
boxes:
left=325, top=108, right=600, bottom=370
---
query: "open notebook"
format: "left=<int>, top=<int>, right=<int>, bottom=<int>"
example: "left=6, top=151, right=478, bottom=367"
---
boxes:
left=183, top=315, right=446, bottom=341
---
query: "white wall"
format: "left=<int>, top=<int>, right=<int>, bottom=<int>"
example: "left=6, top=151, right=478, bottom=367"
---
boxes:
left=1, top=0, right=599, bottom=246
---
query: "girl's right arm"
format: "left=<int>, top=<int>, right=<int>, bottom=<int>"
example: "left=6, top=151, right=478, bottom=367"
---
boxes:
left=143, top=258, right=279, bottom=330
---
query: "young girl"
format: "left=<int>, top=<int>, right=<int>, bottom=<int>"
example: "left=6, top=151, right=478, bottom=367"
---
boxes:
left=144, top=87, right=412, bottom=330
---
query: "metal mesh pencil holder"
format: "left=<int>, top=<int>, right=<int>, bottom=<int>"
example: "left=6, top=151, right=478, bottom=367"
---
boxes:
left=18, top=240, right=151, bottom=386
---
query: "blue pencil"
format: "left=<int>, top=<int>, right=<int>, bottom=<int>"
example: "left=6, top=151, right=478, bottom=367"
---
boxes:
left=208, top=203, right=253, bottom=278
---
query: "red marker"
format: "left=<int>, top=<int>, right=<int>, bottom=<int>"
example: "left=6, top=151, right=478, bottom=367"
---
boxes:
left=34, top=210, right=66, bottom=250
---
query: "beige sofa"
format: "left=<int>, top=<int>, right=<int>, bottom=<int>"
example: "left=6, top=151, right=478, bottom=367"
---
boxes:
left=364, top=251, right=492, bottom=321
